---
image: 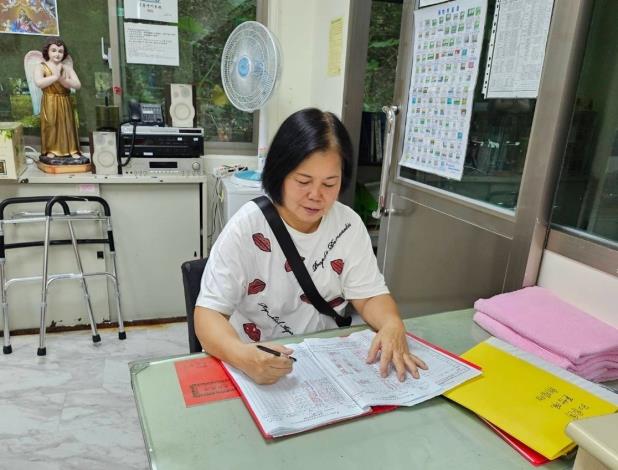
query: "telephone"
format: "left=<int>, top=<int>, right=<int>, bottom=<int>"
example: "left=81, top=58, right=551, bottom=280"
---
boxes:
left=128, top=101, right=165, bottom=126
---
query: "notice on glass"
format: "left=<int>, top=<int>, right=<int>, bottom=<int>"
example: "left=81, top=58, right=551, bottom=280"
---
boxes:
left=400, top=0, right=487, bottom=181
left=482, top=0, right=554, bottom=98
left=328, top=17, right=343, bottom=77
left=124, top=0, right=178, bottom=24
left=124, top=22, right=179, bottom=66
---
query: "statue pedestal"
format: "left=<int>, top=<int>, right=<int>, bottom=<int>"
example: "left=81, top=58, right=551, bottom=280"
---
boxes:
left=36, top=161, right=93, bottom=174
left=37, top=154, right=93, bottom=174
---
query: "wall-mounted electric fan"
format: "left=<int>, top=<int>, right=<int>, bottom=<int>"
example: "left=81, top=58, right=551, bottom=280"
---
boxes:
left=221, top=21, right=282, bottom=188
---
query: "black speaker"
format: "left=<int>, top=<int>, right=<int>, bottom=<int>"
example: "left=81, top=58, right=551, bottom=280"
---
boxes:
left=165, top=83, right=196, bottom=128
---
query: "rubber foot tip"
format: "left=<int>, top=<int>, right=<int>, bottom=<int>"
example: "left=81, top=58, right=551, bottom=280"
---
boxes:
left=3, top=345, right=12, bottom=354
left=119, top=331, right=127, bottom=340
left=37, top=347, right=47, bottom=356
left=92, top=334, right=101, bottom=343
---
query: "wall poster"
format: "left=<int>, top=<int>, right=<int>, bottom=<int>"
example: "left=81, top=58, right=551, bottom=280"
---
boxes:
left=0, top=0, right=59, bottom=36
left=400, top=0, right=487, bottom=181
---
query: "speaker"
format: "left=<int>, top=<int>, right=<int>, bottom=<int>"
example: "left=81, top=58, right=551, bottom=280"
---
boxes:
left=90, top=131, right=118, bottom=175
left=165, top=83, right=196, bottom=128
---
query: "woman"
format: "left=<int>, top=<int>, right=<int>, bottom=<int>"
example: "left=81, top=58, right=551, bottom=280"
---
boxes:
left=195, top=108, right=427, bottom=384
left=34, top=37, right=81, bottom=158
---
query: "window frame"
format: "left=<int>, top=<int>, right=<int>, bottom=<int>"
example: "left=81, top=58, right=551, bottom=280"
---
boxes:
left=107, top=0, right=264, bottom=156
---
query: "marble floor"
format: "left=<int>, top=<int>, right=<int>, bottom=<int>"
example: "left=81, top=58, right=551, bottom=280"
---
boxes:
left=0, top=322, right=188, bottom=470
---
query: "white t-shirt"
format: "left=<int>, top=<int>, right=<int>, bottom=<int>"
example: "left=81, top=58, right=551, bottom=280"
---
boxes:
left=196, top=200, right=389, bottom=342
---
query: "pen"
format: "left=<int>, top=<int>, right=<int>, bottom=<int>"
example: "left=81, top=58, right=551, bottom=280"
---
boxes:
left=257, top=344, right=297, bottom=362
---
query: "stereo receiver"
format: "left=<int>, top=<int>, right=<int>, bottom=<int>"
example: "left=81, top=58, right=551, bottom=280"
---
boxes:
left=120, top=125, right=204, bottom=159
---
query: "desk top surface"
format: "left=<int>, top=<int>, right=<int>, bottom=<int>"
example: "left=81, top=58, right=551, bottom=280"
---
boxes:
left=130, top=309, right=575, bottom=470
left=18, top=164, right=206, bottom=184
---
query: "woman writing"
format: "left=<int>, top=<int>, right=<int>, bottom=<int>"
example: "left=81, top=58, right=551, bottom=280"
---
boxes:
left=195, top=108, right=427, bottom=384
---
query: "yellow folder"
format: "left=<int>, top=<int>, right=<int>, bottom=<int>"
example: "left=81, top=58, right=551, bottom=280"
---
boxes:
left=444, top=341, right=617, bottom=460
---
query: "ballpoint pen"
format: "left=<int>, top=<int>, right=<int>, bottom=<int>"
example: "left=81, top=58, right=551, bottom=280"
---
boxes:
left=257, top=344, right=297, bottom=362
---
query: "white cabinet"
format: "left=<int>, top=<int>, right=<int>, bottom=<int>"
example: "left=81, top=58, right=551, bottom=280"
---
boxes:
left=100, top=184, right=201, bottom=320
left=0, top=167, right=204, bottom=331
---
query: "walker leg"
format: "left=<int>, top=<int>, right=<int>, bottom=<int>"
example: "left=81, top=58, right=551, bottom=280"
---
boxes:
left=67, top=220, right=100, bottom=343
left=1, top=259, right=11, bottom=354
left=38, top=217, right=51, bottom=356
left=109, top=250, right=126, bottom=340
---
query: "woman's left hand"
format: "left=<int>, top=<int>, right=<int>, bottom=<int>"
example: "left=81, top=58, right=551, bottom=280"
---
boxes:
left=366, top=319, right=428, bottom=381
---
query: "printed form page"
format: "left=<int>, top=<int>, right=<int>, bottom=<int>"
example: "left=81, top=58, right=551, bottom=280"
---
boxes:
left=304, top=332, right=442, bottom=408
left=224, top=343, right=366, bottom=437
left=304, top=330, right=481, bottom=408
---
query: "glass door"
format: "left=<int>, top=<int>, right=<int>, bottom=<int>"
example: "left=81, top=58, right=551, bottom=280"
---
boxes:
left=373, top=0, right=591, bottom=316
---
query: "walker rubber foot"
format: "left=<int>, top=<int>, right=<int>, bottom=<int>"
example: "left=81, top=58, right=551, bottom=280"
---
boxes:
left=92, top=334, right=101, bottom=343
left=118, top=331, right=126, bottom=340
left=3, top=345, right=12, bottom=354
left=37, top=347, right=47, bottom=356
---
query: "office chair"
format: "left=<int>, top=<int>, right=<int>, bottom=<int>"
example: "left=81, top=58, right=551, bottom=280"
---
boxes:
left=181, top=257, right=208, bottom=353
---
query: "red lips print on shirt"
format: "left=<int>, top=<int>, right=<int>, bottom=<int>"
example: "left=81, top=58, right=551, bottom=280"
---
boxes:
left=299, top=294, right=345, bottom=309
left=243, top=323, right=261, bottom=342
left=284, top=257, right=305, bottom=272
left=328, top=296, right=345, bottom=308
left=330, top=259, right=344, bottom=275
left=248, top=279, right=266, bottom=295
left=252, top=233, right=271, bottom=252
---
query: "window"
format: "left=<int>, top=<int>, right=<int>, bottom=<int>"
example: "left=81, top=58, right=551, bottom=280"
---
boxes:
left=399, top=0, right=535, bottom=211
left=117, top=0, right=257, bottom=145
left=550, top=0, right=618, bottom=245
left=0, top=0, right=258, bottom=150
left=0, top=0, right=110, bottom=144
left=355, top=0, right=403, bottom=233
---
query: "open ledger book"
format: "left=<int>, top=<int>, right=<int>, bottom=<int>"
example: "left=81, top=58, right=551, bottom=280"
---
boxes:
left=223, top=330, right=482, bottom=438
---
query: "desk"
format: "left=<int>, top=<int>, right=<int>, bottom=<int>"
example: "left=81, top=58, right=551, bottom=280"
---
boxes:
left=130, top=309, right=574, bottom=469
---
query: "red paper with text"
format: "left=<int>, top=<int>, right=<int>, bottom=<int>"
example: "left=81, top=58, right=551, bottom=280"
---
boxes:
left=175, top=356, right=240, bottom=407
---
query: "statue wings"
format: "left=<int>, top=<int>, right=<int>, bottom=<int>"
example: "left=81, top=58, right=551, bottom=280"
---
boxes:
left=24, top=51, right=75, bottom=116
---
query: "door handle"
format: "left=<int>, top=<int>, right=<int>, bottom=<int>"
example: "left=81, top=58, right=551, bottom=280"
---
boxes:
left=372, top=105, right=399, bottom=219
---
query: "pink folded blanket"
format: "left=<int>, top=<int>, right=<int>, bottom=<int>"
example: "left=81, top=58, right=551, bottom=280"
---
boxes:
left=474, top=287, right=618, bottom=362
left=473, top=311, right=618, bottom=382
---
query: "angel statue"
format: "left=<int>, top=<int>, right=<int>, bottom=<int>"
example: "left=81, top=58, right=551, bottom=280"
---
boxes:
left=24, top=37, right=91, bottom=171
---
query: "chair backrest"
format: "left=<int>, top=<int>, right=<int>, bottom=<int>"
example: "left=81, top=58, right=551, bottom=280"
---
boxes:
left=181, top=257, right=208, bottom=353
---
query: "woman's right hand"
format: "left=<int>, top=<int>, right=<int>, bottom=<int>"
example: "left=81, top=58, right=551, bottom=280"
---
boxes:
left=239, top=343, right=295, bottom=385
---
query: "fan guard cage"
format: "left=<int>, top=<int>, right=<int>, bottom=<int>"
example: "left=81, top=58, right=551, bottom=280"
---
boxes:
left=221, top=21, right=281, bottom=112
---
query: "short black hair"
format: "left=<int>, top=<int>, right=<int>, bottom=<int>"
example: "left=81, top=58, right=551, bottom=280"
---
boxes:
left=42, top=37, right=68, bottom=62
left=262, top=108, right=353, bottom=204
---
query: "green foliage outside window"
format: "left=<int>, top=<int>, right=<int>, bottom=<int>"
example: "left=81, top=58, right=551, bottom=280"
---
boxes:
left=120, top=0, right=256, bottom=143
left=363, top=1, right=402, bottom=113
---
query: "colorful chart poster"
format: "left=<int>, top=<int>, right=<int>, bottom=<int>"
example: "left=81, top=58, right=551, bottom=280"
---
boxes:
left=400, top=0, right=487, bottom=181
left=0, top=0, right=59, bottom=36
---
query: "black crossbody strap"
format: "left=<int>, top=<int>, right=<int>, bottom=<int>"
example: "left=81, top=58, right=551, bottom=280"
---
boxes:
left=253, top=196, right=351, bottom=327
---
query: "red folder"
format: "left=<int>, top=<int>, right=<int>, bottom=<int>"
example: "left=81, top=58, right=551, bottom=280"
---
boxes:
left=174, top=356, right=239, bottom=407
left=481, top=418, right=550, bottom=466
